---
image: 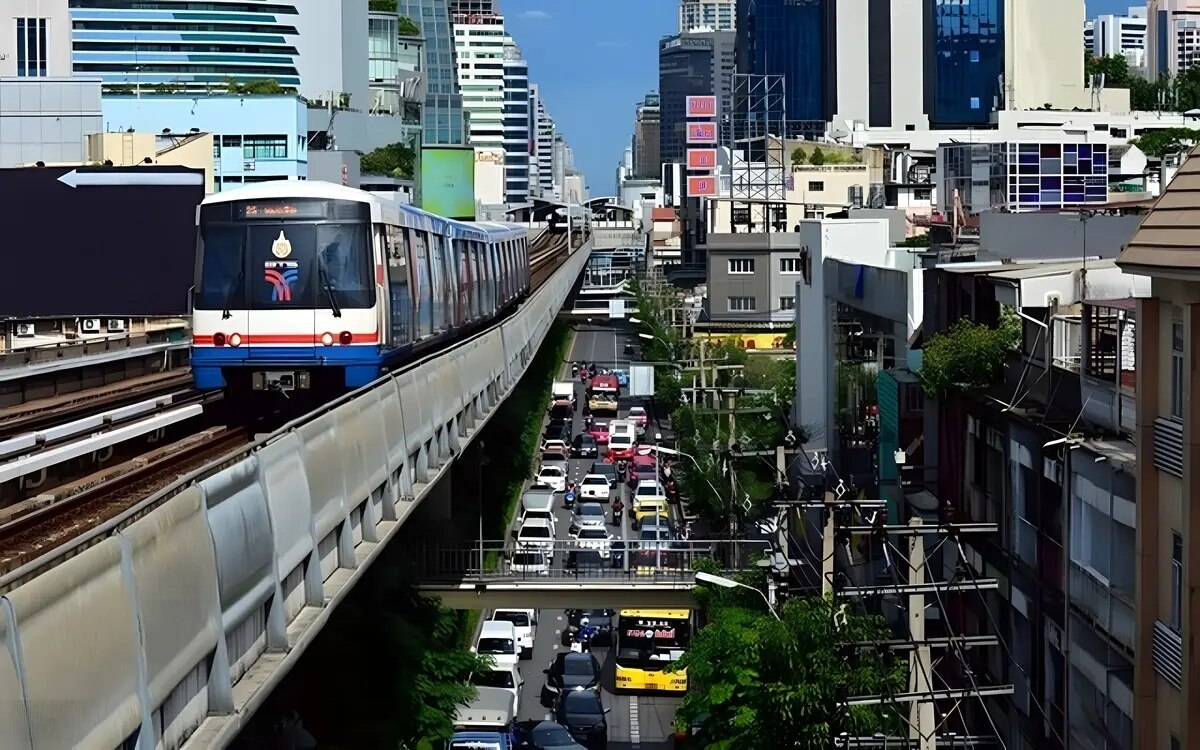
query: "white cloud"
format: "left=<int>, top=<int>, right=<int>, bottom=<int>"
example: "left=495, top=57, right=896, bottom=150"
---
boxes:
left=521, top=9, right=550, bottom=19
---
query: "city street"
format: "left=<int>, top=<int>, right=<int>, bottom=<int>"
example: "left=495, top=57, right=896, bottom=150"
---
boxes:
left=503, top=323, right=682, bottom=750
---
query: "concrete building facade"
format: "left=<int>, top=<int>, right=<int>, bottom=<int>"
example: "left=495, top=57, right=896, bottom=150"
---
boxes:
left=4, top=0, right=73, bottom=78
left=452, top=10, right=505, bottom=150
left=101, top=94, right=307, bottom=190
left=633, top=92, right=660, bottom=180
left=399, top=0, right=466, bottom=146
left=1085, top=4, right=1148, bottom=70
left=830, top=0, right=928, bottom=132
left=502, top=40, right=530, bottom=204
left=679, top=0, right=735, bottom=32
left=658, top=29, right=734, bottom=169
left=1147, top=0, right=1200, bottom=80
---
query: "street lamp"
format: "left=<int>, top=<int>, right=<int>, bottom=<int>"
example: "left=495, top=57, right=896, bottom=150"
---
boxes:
left=694, top=571, right=781, bottom=620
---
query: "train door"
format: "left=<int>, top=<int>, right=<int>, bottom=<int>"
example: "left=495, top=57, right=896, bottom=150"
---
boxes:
left=486, top=241, right=499, bottom=314
left=428, top=233, right=445, bottom=333
left=439, top=234, right=460, bottom=329
left=387, top=226, right=412, bottom=345
left=412, top=229, right=433, bottom=338
left=246, top=222, right=316, bottom=360
left=472, top=241, right=486, bottom=318
left=456, top=239, right=473, bottom=323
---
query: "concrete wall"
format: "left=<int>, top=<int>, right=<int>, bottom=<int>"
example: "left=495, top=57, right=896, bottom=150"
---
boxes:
left=0, top=77, right=102, bottom=167
left=978, top=212, right=1143, bottom=261
left=1, top=0, right=72, bottom=78
left=88, top=131, right=216, bottom=193
left=293, top=0, right=369, bottom=120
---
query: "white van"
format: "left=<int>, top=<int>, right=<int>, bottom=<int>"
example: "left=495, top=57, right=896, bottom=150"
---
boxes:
left=608, top=419, right=636, bottom=454
left=520, top=489, right=558, bottom=534
left=490, top=608, right=537, bottom=656
left=469, top=662, right=524, bottom=717
left=474, top=620, right=520, bottom=665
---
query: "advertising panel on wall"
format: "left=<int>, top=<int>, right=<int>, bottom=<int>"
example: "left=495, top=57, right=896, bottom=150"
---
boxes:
left=0, top=165, right=204, bottom=318
left=473, top=148, right=506, bottom=207
left=687, top=149, right=717, bottom=170
left=420, top=146, right=476, bottom=220
left=686, top=122, right=718, bottom=144
left=687, top=175, right=717, bottom=196
left=686, top=95, right=717, bottom=118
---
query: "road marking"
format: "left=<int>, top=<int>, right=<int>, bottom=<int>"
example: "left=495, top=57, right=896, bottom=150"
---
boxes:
left=629, top=696, right=641, bottom=747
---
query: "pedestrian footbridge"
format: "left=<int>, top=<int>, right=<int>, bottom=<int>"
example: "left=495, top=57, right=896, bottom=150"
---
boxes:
left=414, top=539, right=767, bottom=609
left=0, top=229, right=631, bottom=750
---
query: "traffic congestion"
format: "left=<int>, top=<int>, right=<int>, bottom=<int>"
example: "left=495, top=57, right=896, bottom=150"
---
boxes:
left=449, top=326, right=692, bottom=750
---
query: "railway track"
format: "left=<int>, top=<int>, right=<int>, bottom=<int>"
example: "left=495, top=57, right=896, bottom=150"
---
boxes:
left=0, top=369, right=194, bottom=440
left=0, top=425, right=248, bottom=574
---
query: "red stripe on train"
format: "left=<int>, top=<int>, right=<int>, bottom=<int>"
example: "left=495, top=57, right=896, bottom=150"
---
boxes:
left=193, top=333, right=379, bottom=346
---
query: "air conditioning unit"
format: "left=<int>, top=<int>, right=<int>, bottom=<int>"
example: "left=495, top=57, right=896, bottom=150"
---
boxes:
left=81, top=318, right=101, bottom=334
left=106, top=318, right=127, bottom=333
left=15, top=323, right=34, bottom=337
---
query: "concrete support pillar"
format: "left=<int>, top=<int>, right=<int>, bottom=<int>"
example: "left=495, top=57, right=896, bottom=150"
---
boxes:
left=1184, top=302, right=1200, bottom=749
left=1134, top=296, right=1161, bottom=749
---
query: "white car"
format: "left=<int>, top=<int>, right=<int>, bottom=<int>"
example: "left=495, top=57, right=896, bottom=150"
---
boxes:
left=507, top=549, right=550, bottom=576
left=627, top=406, right=649, bottom=435
left=470, top=662, right=524, bottom=717
left=572, top=526, right=613, bottom=558
left=491, top=608, right=537, bottom=657
left=516, top=517, right=556, bottom=557
left=579, top=474, right=612, bottom=500
left=572, top=502, right=607, bottom=532
left=535, top=464, right=567, bottom=492
left=474, top=620, right=520, bottom=665
left=635, top=479, right=667, bottom=500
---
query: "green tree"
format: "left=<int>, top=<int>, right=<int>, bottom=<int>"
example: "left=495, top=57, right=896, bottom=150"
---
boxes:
left=369, top=0, right=398, bottom=11
left=809, top=146, right=826, bottom=166
left=398, top=15, right=422, bottom=36
left=674, top=580, right=905, bottom=748
left=362, top=141, right=418, bottom=178
left=223, top=77, right=294, bottom=95
left=1130, top=126, right=1200, bottom=157
left=790, top=146, right=807, bottom=166
left=918, top=309, right=1020, bottom=396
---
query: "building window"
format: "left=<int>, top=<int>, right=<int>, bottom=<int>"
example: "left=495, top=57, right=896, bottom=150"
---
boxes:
left=804, top=205, right=824, bottom=220
left=779, top=257, right=803, bottom=274
left=728, top=258, right=755, bottom=274
left=727, top=296, right=756, bottom=312
left=15, top=18, right=48, bottom=77
left=1172, top=532, right=1183, bottom=631
left=1172, top=320, right=1184, bottom=418
left=779, top=296, right=796, bottom=311
left=914, top=188, right=933, bottom=200
left=807, top=181, right=825, bottom=191
left=243, top=135, right=288, bottom=160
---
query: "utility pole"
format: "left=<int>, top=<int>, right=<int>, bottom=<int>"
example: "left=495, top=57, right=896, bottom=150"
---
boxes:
left=726, top=389, right=738, bottom=538
left=907, top=517, right=935, bottom=750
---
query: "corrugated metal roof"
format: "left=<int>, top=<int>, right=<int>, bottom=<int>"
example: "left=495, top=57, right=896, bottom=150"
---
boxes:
left=1118, top=145, right=1200, bottom=274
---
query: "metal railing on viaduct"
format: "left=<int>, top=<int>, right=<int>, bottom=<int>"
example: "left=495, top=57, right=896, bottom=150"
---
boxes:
left=0, top=236, right=603, bottom=750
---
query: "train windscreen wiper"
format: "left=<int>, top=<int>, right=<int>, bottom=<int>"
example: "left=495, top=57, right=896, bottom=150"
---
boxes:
left=317, top=255, right=342, bottom=318
left=221, top=244, right=246, bottom=320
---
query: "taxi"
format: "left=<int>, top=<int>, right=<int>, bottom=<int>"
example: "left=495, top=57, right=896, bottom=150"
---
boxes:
left=632, top=497, right=669, bottom=524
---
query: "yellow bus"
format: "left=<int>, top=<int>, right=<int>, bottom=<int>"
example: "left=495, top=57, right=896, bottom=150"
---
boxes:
left=613, top=608, right=691, bottom=693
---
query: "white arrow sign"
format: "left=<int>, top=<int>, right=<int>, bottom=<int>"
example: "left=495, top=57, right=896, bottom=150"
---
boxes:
left=57, top=170, right=204, bottom=189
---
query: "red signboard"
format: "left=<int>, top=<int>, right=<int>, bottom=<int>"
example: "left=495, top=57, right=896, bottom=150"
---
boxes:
left=686, top=95, right=717, bottom=118
left=686, top=122, right=718, bottom=144
left=687, top=149, right=717, bottom=170
left=687, top=175, right=717, bottom=196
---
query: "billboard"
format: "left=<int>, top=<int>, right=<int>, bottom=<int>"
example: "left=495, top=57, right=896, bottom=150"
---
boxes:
left=686, top=122, right=718, bottom=144
left=474, top=148, right=506, bottom=206
left=686, top=96, right=717, bottom=118
left=687, top=175, right=717, bottom=196
left=687, top=149, right=718, bottom=170
left=420, top=146, right=476, bottom=220
left=0, top=165, right=204, bottom=318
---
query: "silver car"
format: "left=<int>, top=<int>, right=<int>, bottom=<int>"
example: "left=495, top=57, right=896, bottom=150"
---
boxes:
left=572, top=502, right=607, bottom=531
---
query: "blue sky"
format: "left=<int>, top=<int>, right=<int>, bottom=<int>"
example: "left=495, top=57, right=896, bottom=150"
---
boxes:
left=500, top=0, right=1140, bottom=196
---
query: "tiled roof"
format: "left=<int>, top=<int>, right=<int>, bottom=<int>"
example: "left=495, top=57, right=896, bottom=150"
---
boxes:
left=1117, top=146, right=1200, bottom=275
left=652, top=207, right=676, bottom=221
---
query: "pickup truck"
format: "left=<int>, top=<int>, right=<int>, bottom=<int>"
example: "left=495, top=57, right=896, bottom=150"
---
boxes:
left=550, top=381, right=575, bottom=410
left=449, top=687, right=517, bottom=749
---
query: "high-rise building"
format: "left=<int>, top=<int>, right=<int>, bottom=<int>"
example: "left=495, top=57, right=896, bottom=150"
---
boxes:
left=399, top=0, right=466, bottom=146
left=66, top=0, right=303, bottom=91
left=449, top=0, right=494, bottom=14
left=659, top=30, right=735, bottom=169
left=531, top=85, right=554, bottom=198
left=502, top=40, right=530, bottom=203
left=679, top=0, right=736, bottom=32
left=736, top=0, right=833, bottom=128
left=451, top=9, right=506, bottom=150
left=1085, top=5, right=1148, bottom=70
left=830, top=0, right=928, bottom=130
left=1147, top=0, right=1200, bottom=80
left=633, top=92, right=661, bottom=180
left=927, top=0, right=1004, bottom=126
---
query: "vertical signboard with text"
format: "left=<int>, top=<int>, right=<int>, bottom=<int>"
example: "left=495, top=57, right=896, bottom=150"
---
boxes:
left=685, top=95, right=718, bottom=236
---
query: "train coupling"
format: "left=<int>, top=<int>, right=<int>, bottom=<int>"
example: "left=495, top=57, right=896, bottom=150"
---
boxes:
left=252, top=370, right=311, bottom=392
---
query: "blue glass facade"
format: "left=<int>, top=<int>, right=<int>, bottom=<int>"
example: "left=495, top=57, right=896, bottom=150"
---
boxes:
left=399, top=0, right=465, bottom=146
left=67, top=1, right=302, bottom=91
left=737, top=0, right=829, bottom=123
left=930, top=0, right=1004, bottom=127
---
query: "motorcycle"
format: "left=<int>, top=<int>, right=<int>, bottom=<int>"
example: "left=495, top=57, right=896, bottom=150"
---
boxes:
left=561, top=619, right=601, bottom=652
left=611, top=499, right=624, bottom=526
left=564, top=484, right=578, bottom=510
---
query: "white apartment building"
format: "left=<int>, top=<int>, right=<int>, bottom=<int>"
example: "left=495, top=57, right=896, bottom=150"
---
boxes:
left=502, top=40, right=530, bottom=204
left=679, top=0, right=734, bottom=32
left=532, top=85, right=554, bottom=199
left=1148, top=0, right=1200, bottom=80
left=452, top=11, right=506, bottom=150
left=1085, top=5, right=1148, bottom=71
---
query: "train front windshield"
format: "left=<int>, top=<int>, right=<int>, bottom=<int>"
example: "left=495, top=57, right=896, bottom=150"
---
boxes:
left=195, top=198, right=375, bottom=311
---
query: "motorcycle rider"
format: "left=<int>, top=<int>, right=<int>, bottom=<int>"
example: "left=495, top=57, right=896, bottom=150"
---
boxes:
left=611, top=496, right=624, bottom=525
left=564, top=481, right=577, bottom=510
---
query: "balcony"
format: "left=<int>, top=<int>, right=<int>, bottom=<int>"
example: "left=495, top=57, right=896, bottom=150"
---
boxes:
left=1069, top=561, right=1135, bottom=653
left=1154, top=417, right=1184, bottom=478
left=1152, top=619, right=1182, bottom=689
left=1078, top=301, right=1136, bottom=435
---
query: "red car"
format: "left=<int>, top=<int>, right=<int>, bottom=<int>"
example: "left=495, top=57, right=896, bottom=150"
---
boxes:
left=588, top=421, right=610, bottom=445
left=629, top=453, right=657, bottom=481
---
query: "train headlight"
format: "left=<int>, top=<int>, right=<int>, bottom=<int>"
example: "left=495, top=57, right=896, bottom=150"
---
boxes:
left=321, top=332, right=334, bottom=346
left=228, top=333, right=242, bottom=347
left=212, top=332, right=226, bottom=347
left=339, top=331, right=353, bottom=345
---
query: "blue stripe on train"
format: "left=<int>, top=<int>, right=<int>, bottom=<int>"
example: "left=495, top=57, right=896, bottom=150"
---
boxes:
left=191, top=343, right=411, bottom=389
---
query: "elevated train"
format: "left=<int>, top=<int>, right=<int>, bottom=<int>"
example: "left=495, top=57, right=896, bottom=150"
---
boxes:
left=191, top=180, right=532, bottom=401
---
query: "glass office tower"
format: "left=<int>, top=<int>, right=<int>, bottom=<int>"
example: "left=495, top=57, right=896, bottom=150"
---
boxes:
left=399, top=0, right=466, bottom=145
left=930, top=0, right=1004, bottom=126
left=737, top=0, right=830, bottom=127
